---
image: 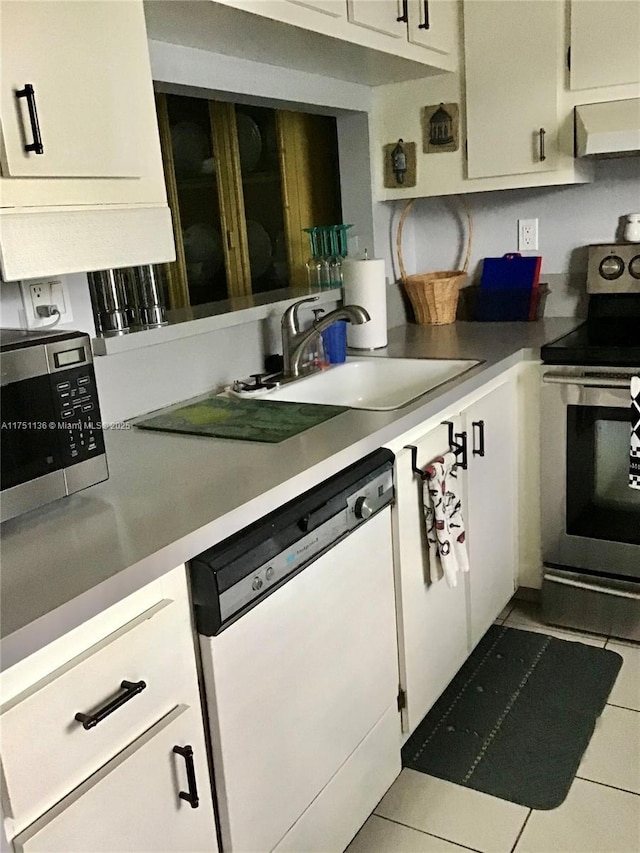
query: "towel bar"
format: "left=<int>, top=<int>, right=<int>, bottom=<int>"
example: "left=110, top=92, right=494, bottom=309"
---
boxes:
left=406, top=422, right=468, bottom=477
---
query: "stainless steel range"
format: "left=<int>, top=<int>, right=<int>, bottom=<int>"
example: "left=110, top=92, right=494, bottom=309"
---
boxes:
left=540, top=244, right=640, bottom=641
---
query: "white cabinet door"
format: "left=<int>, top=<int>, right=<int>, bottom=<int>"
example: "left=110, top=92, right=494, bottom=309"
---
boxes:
left=286, top=0, right=346, bottom=17
left=347, top=0, right=405, bottom=37
left=0, top=0, right=152, bottom=178
left=464, top=381, right=517, bottom=648
left=464, top=0, right=560, bottom=178
left=12, top=705, right=218, bottom=853
left=407, top=0, right=454, bottom=56
left=393, top=418, right=469, bottom=735
left=570, top=0, right=640, bottom=90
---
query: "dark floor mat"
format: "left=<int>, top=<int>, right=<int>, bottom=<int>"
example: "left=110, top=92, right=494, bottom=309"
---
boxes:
left=401, top=625, right=623, bottom=810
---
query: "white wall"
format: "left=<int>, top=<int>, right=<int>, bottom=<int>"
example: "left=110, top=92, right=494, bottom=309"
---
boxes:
left=375, top=156, right=640, bottom=319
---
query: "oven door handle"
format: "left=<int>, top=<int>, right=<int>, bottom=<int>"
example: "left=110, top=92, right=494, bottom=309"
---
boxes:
left=545, top=573, right=640, bottom=600
left=542, top=373, right=632, bottom=389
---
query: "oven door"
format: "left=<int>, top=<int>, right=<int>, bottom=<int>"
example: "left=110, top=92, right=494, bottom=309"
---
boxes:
left=541, top=367, right=640, bottom=579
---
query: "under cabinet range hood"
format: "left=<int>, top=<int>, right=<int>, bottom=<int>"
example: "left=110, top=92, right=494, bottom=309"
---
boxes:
left=575, top=98, right=640, bottom=158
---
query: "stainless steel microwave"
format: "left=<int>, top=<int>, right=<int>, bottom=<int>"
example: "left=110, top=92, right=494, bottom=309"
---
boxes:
left=1, top=329, right=108, bottom=523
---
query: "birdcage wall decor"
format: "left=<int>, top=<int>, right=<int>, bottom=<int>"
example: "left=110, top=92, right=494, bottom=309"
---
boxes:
left=423, top=103, right=459, bottom=154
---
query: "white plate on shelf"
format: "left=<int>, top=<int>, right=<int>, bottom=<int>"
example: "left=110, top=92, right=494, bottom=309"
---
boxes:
left=236, top=113, right=262, bottom=172
left=171, top=122, right=209, bottom=177
left=182, top=223, right=224, bottom=280
left=246, top=220, right=272, bottom=279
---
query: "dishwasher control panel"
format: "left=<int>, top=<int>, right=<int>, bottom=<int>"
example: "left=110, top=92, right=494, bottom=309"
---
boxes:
left=190, top=448, right=394, bottom=635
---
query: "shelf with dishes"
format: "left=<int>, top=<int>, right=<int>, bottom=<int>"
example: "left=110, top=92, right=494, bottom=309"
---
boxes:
left=155, top=91, right=343, bottom=310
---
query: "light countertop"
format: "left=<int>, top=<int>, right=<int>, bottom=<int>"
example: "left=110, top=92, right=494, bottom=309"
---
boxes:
left=0, top=319, right=580, bottom=668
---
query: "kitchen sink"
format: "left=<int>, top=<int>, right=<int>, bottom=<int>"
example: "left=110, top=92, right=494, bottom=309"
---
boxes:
left=263, top=357, right=482, bottom=411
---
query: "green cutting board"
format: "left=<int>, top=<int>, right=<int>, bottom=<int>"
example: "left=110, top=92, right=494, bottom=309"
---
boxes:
left=135, top=395, right=348, bottom=443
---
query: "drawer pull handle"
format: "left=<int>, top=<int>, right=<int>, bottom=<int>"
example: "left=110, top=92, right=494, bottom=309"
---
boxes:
left=472, top=420, right=485, bottom=457
left=539, top=127, right=546, bottom=162
left=75, top=679, right=146, bottom=730
left=418, top=0, right=430, bottom=29
left=173, top=745, right=200, bottom=808
left=16, top=84, right=44, bottom=154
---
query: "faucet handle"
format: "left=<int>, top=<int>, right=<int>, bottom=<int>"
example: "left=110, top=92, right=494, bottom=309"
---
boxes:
left=282, top=296, right=320, bottom=334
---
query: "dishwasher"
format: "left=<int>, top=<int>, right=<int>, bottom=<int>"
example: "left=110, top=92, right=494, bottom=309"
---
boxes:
left=189, top=448, right=401, bottom=853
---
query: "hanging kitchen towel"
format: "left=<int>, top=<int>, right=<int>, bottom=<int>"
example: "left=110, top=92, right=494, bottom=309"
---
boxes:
left=630, top=376, right=640, bottom=490
left=422, top=451, right=470, bottom=587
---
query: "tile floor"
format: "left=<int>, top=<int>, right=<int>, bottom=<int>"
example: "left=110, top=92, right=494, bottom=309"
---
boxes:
left=346, top=600, right=640, bottom=853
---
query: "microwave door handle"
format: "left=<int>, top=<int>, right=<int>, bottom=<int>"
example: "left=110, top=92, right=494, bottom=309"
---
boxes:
left=542, top=373, right=631, bottom=390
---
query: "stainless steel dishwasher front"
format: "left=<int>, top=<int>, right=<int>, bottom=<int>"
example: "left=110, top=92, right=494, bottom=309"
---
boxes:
left=189, top=449, right=401, bottom=852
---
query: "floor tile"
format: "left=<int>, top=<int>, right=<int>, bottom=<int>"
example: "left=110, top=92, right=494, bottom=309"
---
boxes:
left=578, top=704, right=640, bottom=794
left=605, top=636, right=640, bottom=649
left=605, top=642, right=640, bottom=711
left=504, top=603, right=606, bottom=646
left=502, top=620, right=606, bottom=647
left=346, top=815, right=477, bottom=853
left=374, top=769, right=528, bottom=853
left=497, top=603, right=514, bottom=621
left=514, top=778, right=640, bottom=853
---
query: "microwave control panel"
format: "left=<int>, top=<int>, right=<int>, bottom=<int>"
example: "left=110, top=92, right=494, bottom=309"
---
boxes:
left=51, top=366, right=105, bottom=466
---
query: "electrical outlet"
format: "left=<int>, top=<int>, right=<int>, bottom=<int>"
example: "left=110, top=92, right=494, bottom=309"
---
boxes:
left=19, top=278, right=73, bottom=329
left=518, top=218, right=539, bottom=252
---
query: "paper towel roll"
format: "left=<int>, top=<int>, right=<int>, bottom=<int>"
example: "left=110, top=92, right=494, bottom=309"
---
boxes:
left=343, top=258, right=387, bottom=349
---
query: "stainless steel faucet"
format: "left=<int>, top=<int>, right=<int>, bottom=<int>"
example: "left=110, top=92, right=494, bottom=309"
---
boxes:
left=281, top=296, right=370, bottom=379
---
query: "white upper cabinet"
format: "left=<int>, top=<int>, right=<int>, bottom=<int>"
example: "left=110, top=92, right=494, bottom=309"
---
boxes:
left=286, top=0, right=346, bottom=18
left=570, top=0, right=640, bottom=90
left=407, top=0, right=454, bottom=56
left=204, top=0, right=456, bottom=79
left=347, top=0, right=405, bottom=37
left=347, top=0, right=454, bottom=53
left=464, top=0, right=560, bottom=179
left=0, top=0, right=174, bottom=281
left=0, top=1, right=153, bottom=179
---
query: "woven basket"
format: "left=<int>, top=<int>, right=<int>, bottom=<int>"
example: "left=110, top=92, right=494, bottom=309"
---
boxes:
left=396, top=198, right=473, bottom=325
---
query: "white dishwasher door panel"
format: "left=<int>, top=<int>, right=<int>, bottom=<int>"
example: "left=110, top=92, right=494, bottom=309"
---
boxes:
left=203, top=508, right=398, bottom=853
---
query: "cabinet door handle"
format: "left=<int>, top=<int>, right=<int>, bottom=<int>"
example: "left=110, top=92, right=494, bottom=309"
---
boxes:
left=397, top=0, right=408, bottom=23
left=15, top=84, right=44, bottom=154
left=472, top=420, right=485, bottom=457
left=418, top=1, right=430, bottom=29
left=75, top=680, right=146, bottom=730
left=173, top=745, right=200, bottom=808
left=538, top=127, right=546, bottom=162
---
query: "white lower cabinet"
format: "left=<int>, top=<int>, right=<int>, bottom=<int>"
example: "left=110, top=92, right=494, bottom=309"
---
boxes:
left=464, top=381, right=518, bottom=646
left=393, top=415, right=469, bottom=736
left=0, top=566, right=218, bottom=853
left=12, top=704, right=217, bottom=853
left=390, top=377, right=518, bottom=735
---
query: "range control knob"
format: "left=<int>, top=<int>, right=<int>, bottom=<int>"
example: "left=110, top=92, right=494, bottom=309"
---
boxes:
left=252, top=577, right=263, bottom=591
left=629, top=255, right=640, bottom=280
left=354, top=496, right=374, bottom=520
left=599, top=255, right=624, bottom=280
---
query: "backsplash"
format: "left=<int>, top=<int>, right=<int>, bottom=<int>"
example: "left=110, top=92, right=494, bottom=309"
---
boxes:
left=376, top=156, right=640, bottom=316
left=2, top=157, right=638, bottom=420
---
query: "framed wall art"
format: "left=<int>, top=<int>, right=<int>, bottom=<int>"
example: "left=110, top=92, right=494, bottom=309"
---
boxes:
left=423, top=103, right=460, bottom=153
